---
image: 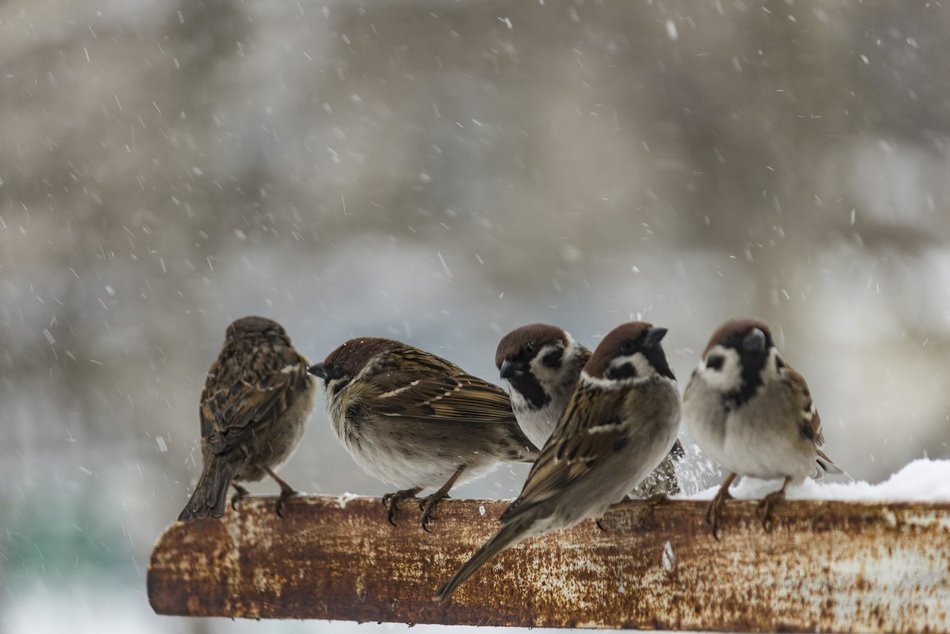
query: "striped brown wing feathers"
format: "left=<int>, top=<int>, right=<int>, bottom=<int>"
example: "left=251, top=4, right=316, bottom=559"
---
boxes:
left=787, top=366, right=844, bottom=474
left=363, top=348, right=517, bottom=425
left=787, top=367, right=824, bottom=446
left=501, top=385, right=629, bottom=522
left=202, top=343, right=309, bottom=456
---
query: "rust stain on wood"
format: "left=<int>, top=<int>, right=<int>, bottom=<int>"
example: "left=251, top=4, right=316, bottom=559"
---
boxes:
left=148, top=496, right=950, bottom=632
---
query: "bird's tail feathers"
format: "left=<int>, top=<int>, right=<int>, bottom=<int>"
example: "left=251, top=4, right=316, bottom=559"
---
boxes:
left=816, top=448, right=848, bottom=479
left=177, top=456, right=240, bottom=521
left=434, top=516, right=534, bottom=602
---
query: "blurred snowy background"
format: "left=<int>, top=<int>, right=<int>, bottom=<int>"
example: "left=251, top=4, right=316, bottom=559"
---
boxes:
left=2, top=0, right=950, bottom=632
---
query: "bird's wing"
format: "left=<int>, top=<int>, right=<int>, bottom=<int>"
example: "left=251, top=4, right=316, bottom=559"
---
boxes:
left=360, top=349, right=518, bottom=425
left=786, top=367, right=823, bottom=445
left=500, top=384, right=632, bottom=522
left=201, top=343, right=311, bottom=456
left=787, top=367, right=845, bottom=475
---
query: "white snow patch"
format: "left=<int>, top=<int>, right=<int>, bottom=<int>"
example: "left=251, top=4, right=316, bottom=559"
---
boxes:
left=685, top=459, right=950, bottom=502
left=665, top=19, right=678, bottom=41
left=661, top=540, right=676, bottom=572
left=335, top=492, right=362, bottom=508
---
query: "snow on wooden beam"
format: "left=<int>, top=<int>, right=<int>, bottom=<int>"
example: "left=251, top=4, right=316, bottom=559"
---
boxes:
left=148, top=495, right=950, bottom=632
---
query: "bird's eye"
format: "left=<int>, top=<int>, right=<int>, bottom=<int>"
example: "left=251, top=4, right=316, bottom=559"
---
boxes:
left=524, top=342, right=537, bottom=355
left=706, top=354, right=725, bottom=371
left=619, top=340, right=636, bottom=355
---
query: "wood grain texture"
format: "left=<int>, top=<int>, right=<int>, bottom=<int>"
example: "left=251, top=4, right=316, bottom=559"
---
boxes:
left=148, top=496, right=950, bottom=632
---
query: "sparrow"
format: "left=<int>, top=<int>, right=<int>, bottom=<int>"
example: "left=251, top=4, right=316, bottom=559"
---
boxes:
left=495, top=323, right=684, bottom=498
left=436, top=322, right=681, bottom=601
left=178, top=316, right=317, bottom=521
left=683, top=318, right=844, bottom=538
left=308, top=337, right=540, bottom=532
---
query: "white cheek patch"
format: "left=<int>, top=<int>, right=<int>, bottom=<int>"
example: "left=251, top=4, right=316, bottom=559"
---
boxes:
left=581, top=352, right=659, bottom=389
left=529, top=343, right=563, bottom=383
left=762, top=347, right=783, bottom=382
left=628, top=352, right=655, bottom=379
left=698, top=345, right=742, bottom=392
left=580, top=370, right=622, bottom=390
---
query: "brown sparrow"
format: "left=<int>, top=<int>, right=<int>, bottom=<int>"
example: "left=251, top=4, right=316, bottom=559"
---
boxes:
left=436, top=322, right=681, bottom=601
left=178, top=316, right=316, bottom=521
left=308, top=337, right=540, bottom=532
left=496, top=323, right=684, bottom=498
left=683, top=318, right=844, bottom=537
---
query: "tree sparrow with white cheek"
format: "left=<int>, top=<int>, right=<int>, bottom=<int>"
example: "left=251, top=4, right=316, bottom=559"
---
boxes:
left=495, top=324, right=591, bottom=449
left=495, top=323, right=684, bottom=498
left=683, top=318, right=844, bottom=538
left=435, top=322, right=681, bottom=601
left=308, top=337, right=539, bottom=532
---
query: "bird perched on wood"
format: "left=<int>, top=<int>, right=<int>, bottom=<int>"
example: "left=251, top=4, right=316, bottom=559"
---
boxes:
left=495, top=323, right=684, bottom=498
left=436, top=322, right=681, bottom=601
left=177, top=316, right=316, bottom=521
left=683, top=318, right=844, bottom=538
left=308, top=337, right=540, bottom=532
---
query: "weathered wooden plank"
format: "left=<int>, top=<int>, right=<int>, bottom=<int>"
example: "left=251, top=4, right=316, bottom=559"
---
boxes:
left=148, top=496, right=950, bottom=632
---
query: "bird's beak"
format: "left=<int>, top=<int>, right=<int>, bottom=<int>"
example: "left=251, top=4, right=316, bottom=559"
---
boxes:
left=644, top=327, right=668, bottom=347
left=499, top=359, right=522, bottom=379
left=308, top=363, right=328, bottom=380
left=742, top=328, right=767, bottom=353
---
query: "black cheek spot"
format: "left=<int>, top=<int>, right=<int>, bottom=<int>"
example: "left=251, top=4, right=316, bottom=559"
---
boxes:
left=776, top=356, right=786, bottom=370
left=607, top=363, right=637, bottom=380
left=706, top=354, right=725, bottom=371
left=542, top=348, right=563, bottom=369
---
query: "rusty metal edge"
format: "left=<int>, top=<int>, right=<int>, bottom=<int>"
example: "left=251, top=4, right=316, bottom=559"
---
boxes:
left=147, top=496, right=950, bottom=631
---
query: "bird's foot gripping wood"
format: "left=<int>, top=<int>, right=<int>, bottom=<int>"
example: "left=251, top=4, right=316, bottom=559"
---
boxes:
left=419, top=493, right=447, bottom=533
left=382, top=487, right=423, bottom=526
left=706, top=472, right=738, bottom=540
left=230, top=484, right=250, bottom=511
left=758, top=477, right=791, bottom=532
left=264, top=467, right=299, bottom=518
left=417, top=464, right=467, bottom=532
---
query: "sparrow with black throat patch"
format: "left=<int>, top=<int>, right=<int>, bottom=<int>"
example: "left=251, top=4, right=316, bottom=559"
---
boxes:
left=495, top=323, right=684, bottom=498
left=308, top=337, right=539, bottom=532
left=435, top=322, right=681, bottom=601
left=683, top=317, right=844, bottom=538
left=178, top=316, right=316, bottom=521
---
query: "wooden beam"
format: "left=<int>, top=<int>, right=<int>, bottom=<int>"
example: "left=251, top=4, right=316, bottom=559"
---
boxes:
left=148, top=495, right=950, bottom=632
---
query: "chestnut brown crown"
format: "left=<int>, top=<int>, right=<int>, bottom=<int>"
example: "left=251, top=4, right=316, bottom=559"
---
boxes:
left=584, top=321, right=674, bottom=381
left=494, top=323, right=569, bottom=369
left=702, top=317, right=774, bottom=358
left=225, top=316, right=289, bottom=342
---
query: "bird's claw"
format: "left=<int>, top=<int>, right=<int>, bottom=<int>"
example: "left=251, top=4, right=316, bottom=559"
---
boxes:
left=418, top=493, right=447, bottom=532
left=382, top=488, right=420, bottom=526
left=230, top=484, right=250, bottom=511
left=758, top=491, right=783, bottom=532
left=705, top=491, right=731, bottom=540
left=275, top=488, right=298, bottom=518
